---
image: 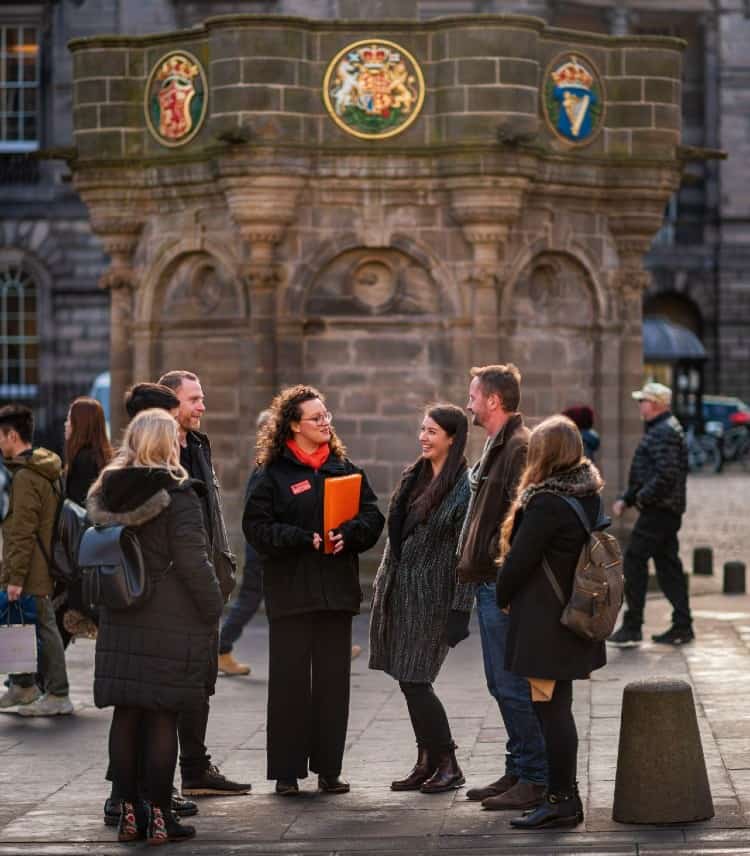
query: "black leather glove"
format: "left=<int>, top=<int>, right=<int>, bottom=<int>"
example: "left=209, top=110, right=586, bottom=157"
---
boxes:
left=443, top=610, right=471, bottom=648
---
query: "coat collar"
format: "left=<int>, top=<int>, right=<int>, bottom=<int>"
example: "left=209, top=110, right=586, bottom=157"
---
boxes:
left=519, top=459, right=603, bottom=508
left=488, top=412, right=525, bottom=452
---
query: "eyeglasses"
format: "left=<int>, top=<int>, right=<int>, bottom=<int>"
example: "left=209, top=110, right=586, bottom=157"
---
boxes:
left=301, top=411, right=333, bottom=426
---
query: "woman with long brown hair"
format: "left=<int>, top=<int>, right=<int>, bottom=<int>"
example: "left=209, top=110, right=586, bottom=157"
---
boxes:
left=495, top=415, right=606, bottom=829
left=64, top=396, right=113, bottom=505
left=243, top=385, right=384, bottom=797
left=369, top=404, right=474, bottom=794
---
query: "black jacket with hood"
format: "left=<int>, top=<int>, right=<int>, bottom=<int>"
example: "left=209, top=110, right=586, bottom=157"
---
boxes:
left=87, top=467, right=224, bottom=712
left=242, top=448, right=384, bottom=621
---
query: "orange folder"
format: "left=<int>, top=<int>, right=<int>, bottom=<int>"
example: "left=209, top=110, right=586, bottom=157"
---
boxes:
left=323, top=474, right=362, bottom=554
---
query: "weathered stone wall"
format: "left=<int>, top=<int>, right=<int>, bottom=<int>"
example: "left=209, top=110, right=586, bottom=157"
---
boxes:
left=68, top=13, right=683, bottom=548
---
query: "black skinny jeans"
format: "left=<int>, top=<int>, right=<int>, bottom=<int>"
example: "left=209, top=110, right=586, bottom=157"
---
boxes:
left=399, top=681, right=454, bottom=755
left=109, top=706, right=179, bottom=811
left=623, top=508, right=692, bottom=631
left=533, top=679, right=577, bottom=794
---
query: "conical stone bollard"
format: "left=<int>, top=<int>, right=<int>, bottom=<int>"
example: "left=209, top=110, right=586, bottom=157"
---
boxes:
left=613, top=678, right=713, bottom=824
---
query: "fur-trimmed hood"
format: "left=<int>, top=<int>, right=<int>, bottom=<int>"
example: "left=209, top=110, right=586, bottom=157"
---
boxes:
left=519, top=459, right=603, bottom=508
left=86, top=466, right=204, bottom=528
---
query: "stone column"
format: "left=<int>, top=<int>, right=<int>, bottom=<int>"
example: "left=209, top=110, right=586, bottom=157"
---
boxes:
left=449, top=179, right=528, bottom=367
left=93, top=220, right=141, bottom=442
left=221, top=176, right=305, bottom=416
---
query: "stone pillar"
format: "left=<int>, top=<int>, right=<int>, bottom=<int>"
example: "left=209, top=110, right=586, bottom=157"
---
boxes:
left=449, top=179, right=528, bottom=367
left=221, top=175, right=305, bottom=417
left=93, top=220, right=141, bottom=442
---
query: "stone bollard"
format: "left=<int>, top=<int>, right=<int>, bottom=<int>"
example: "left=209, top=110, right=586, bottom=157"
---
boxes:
left=723, top=561, right=746, bottom=594
left=613, top=679, right=714, bottom=824
left=693, top=547, right=713, bottom=576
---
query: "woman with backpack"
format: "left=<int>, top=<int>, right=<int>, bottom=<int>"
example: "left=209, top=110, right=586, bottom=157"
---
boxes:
left=56, top=396, right=113, bottom=645
left=495, top=414, right=606, bottom=830
left=369, top=404, right=474, bottom=794
left=243, top=385, right=384, bottom=797
left=86, top=408, right=224, bottom=844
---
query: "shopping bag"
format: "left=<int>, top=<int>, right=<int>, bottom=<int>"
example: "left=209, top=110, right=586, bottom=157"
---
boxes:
left=0, top=596, right=38, bottom=675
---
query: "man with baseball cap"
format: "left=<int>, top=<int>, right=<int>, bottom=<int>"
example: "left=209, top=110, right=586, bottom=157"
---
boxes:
left=608, top=382, right=693, bottom=647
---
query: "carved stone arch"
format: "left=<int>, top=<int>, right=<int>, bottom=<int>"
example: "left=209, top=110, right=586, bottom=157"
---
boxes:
left=0, top=219, right=74, bottom=281
left=135, top=237, right=245, bottom=325
left=502, top=241, right=607, bottom=325
left=282, top=233, right=459, bottom=319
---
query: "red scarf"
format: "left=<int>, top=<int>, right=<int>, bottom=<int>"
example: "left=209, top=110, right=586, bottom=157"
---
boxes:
left=286, top=439, right=330, bottom=471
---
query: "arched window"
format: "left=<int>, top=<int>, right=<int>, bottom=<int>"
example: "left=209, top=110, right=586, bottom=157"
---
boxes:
left=0, top=263, right=38, bottom=396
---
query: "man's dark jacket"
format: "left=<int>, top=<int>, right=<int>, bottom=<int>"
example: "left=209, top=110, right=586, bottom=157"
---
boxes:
left=457, top=413, right=529, bottom=584
left=185, top=430, right=237, bottom=600
left=242, top=448, right=384, bottom=620
left=622, top=411, right=688, bottom=516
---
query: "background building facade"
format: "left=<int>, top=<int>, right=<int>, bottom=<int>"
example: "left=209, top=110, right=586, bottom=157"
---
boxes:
left=0, top=0, right=746, bottom=474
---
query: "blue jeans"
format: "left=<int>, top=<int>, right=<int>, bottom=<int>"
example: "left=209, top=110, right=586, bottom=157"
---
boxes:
left=219, top=544, right=264, bottom=655
left=476, top=583, right=547, bottom=785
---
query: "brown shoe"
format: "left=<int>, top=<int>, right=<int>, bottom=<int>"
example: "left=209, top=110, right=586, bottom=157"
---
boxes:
left=391, top=747, right=433, bottom=791
left=218, top=653, right=251, bottom=676
left=466, top=773, right=518, bottom=802
left=420, top=747, right=465, bottom=794
left=482, top=780, right=546, bottom=811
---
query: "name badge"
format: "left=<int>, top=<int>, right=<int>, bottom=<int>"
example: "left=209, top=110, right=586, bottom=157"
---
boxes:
left=291, top=480, right=312, bottom=495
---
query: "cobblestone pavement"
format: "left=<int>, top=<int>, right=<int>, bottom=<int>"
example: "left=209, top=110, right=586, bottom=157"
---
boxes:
left=1, top=473, right=750, bottom=856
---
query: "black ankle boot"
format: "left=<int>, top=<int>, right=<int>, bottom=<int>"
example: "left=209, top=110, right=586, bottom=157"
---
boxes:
left=510, top=786, right=583, bottom=829
left=117, top=800, right=140, bottom=842
left=391, top=746, right=433, bottom=791
left=420, top=745, right=465, bottom=794
left=146, top=803, right=196, bottom=845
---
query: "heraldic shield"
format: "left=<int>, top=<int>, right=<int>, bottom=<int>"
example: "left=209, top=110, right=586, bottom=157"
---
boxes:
left=323, top=39, right=425, bottom=140
left=543, top=53, right=604, bottom=147
left=145, top=50, right=208, bottom=147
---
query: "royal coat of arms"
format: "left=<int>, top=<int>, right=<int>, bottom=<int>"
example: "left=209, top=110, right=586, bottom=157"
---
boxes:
left=542, top=53, right=604, bottom=147
left=323, top=39, right=425, bottom=140
left=145, top=51, right=207, bottom=147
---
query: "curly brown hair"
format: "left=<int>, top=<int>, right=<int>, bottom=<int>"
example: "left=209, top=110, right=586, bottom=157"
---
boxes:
left=256, top=385, right=347, bottom=467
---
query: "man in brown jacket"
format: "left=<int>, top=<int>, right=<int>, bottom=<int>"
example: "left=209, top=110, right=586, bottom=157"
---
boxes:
left=457, top=365, right=547, bottom=810
left=0, top=404, right=73, bottom=715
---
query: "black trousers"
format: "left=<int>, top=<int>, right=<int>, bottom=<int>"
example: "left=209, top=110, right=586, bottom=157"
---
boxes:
left=267, top=611, right=352, bottom=781
left=399, top=681, right=454, bottom=755
left=622, top=508, right=692, bottom=631
left=533, top=680, right=577, bottom=794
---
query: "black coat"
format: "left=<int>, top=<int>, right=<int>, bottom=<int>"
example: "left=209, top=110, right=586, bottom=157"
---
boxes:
left=65, top=446, right=101, bottom=506
left=243, top=448, right=384, bottom=620
left=496, top=468, right=607, bottom=681
left=622, top=411, right=688, bottom=516
left=87, top=467, right=224, bottom=712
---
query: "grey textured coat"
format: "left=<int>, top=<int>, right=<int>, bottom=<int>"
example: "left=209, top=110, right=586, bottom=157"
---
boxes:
left=369, top=474, right=474, bottom=683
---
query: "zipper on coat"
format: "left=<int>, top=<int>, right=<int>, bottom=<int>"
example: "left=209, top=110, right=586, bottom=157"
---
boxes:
left=311, top=469, right=329, bottom=609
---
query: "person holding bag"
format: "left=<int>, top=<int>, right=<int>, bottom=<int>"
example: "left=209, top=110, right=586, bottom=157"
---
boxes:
left=369, top=404, right=474, bottom=794
left=243, top=385, right=384, bottom=797
left=495, top=415, right=606, bottom=829
left=86, top=408, right=223, bottom=844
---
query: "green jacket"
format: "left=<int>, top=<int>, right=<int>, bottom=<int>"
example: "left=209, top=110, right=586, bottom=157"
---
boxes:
left=1, top=448, right=62, bottom=596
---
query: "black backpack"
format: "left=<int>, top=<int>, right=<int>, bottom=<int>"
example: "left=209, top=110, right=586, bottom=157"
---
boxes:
left=78, top=524, right=171, bottom=612
left=36, top=478, right=89, bottom=585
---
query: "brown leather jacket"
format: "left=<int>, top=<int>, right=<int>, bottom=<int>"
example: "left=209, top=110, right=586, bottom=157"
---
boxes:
left=457, top=414, right=529, bottom=584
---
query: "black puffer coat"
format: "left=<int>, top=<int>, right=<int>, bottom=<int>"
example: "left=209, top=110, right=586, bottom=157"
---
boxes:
left=496, top=461, right=607, bottom=682
left=243, top=448, right=384, bottom=620
left=622, top=411, right=688, bottom=516
left=87, top=467, right=224, bottom=712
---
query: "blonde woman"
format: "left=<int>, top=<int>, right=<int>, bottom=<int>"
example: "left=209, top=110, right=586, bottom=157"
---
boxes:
left=495, top=415, right=606, bottom=829
left=86, top=409, right=223, bottom=845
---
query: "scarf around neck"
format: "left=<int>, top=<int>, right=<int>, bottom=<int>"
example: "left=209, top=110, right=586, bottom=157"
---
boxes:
left=286, top=438, right=331, bottom=471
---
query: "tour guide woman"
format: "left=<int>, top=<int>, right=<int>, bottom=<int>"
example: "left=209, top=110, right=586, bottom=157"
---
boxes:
left=243, top=385, right=384, bottom=796
left=495, top=414, right=606, bottom=829
left=369, top=404, right=475, bottom=794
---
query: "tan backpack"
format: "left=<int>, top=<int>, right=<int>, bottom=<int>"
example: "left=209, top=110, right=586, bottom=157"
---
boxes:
left=542, top=495, right=624, bottom=642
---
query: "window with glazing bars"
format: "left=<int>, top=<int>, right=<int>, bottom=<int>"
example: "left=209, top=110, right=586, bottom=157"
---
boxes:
left=0, top=266, right=38, bottom=396
left=0, top=25, right=39, bottom=152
